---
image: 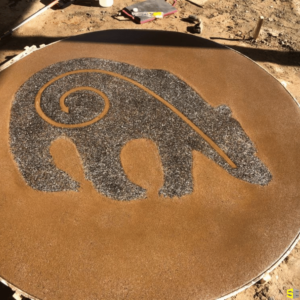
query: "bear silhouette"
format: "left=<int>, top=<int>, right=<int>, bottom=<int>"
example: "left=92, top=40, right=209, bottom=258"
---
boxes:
left=9, top=58, right=272, bottom=200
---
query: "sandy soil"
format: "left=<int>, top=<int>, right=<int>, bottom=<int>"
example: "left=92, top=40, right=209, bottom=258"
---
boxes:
left=0, top=0, right=299, bottom=299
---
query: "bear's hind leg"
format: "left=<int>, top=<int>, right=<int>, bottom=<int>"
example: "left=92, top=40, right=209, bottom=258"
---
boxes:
left=13, top=140, right=79, bottom=192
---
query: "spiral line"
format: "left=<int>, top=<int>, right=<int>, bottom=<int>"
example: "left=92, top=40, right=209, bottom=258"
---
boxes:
left=35, top=69, right=237, bottom=168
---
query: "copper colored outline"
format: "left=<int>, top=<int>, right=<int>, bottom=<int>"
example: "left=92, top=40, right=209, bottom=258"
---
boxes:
left=35, top=69, right=237, bottom=168
left=59, top=86, right=109, bottom=115
left=36, top=82, right=110, bottom=128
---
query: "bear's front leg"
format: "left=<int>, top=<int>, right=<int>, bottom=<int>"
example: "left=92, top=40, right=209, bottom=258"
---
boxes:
left=157, top=143, right=193, bottom=198
left=78, top=141, right=146, bottom=201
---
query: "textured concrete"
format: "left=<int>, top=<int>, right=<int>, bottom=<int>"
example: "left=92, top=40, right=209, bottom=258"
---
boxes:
left=0, top=30, right=300, bottom=300
left=10, top=58, right=271, bottom=200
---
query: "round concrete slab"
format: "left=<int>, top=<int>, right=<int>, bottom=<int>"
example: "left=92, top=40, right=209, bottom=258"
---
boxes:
left=0, top=30, right=299, bottom=300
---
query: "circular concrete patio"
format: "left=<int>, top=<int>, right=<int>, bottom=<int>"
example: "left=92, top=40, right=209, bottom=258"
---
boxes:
left=0, top=30, right=299, bottom=300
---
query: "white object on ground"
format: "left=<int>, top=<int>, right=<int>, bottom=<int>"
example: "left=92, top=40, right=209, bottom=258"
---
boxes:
left=13, top=292, right=22, bottom=300
left=259, top=273, right=272, bottom=284
left=99, top=0, right=113, bottom=7
left=281, top=80, right=288, bottom=88
left=186, top=0, right=208, bottom=6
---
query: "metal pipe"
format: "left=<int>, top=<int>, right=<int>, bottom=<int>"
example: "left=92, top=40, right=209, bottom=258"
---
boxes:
left=0, top=0, right=60, bottom=41
left=252, top=16, right=264, bottom=40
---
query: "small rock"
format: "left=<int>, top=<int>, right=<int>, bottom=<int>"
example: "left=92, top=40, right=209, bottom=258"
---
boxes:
left=114, top=15, right=130, bottom=21
left=258, top=273, right=271, bottom=284
left=267, top=30, right=279, bottom=37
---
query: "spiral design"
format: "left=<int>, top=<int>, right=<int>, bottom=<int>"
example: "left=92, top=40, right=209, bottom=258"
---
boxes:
left=35, top=68, right=237, bottom=168
left=35, top=70, right=110, bottom=128
left=10, top=58, right=272, bottom=199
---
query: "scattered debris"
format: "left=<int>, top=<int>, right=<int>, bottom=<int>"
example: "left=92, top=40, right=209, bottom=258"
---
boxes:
left=186, top=0, right=207, bottom=8
left=183, top=14, right=199, bottom=22
left=258, top=273, right=272, bottom=284
left=267, top=30, right=280, bottom=37
left=113, top=14, right=130, bottom=21
left=122, top=0, right=177, bottom=24
left=184, top=14, right=202, bottom=34
left=190, top=22, right=201, bottom=33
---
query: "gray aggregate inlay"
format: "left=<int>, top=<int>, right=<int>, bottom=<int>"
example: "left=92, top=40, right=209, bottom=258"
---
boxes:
left=9, top=58, right=272, bottom=200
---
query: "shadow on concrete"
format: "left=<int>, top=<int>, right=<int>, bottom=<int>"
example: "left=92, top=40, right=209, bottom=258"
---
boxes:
left=230, top=45, right=300, bottom=67
left=211, top=36, right=300, bottom=66
left=0, top=17, right=300, bottom=67
left=0, top=35, right=63, bottom=54
left=1, top=30, right=300, bottom=67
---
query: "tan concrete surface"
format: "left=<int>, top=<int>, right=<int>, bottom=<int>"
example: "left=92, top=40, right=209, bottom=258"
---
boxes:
left=0, top=30, right=299, bottom=300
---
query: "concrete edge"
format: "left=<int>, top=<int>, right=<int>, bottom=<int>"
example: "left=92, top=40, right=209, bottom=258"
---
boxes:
left=217, top=43, right=300, bottom=300
left=0, top=32, right=299, bottom=300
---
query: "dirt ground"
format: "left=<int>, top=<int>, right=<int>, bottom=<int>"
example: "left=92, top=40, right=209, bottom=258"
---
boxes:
left=0, top=0, right=299, bottom=299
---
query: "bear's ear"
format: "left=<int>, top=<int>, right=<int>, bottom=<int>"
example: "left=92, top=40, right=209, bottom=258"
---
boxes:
left=215, top=105, right=232, bottom=118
